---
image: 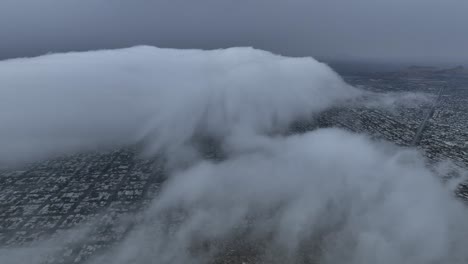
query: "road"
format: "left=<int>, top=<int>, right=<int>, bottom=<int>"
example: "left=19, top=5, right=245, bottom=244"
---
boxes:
left=411, top=85, right=445, bottom=146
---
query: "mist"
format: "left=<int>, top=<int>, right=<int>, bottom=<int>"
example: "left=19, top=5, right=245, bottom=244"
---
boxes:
left=0, top=46, right=466, bottom=264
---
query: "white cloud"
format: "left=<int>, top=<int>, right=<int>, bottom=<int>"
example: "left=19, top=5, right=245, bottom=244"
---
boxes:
left=91, top=129, right=468, bottom=264
left=0, top=46, right=357, bottom=166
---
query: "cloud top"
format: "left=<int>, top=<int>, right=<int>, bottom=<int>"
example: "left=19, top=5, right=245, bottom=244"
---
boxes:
left=0, top=46, right=358, bottom=166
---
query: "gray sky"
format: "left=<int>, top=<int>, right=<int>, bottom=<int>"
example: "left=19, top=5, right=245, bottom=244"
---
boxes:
left=1, top=0, right=467, bottom=63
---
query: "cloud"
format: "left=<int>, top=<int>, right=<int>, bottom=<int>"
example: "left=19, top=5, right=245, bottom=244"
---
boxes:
left=0, top=45, right=358, bottom=167
left=89, top=129, right=468, bottom=264
left=1, top=46, right=466, bottom=264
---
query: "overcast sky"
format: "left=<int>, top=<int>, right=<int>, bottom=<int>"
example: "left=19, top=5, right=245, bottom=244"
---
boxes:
left=1, top=0, right=467, bottom=64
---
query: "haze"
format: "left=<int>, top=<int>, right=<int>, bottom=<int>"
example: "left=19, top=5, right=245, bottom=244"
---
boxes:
left=1, top=0, right=467, bottom=64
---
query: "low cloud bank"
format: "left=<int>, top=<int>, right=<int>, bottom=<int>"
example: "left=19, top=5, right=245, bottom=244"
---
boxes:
left=0, top=46, right=357, bottom=166
left=1, top=46, right=466, bottom=264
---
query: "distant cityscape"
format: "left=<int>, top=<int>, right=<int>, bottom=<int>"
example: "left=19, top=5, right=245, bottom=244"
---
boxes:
left=318, top=66, right=468, bottom=200
left=324, top=66, right=468, bottom=165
